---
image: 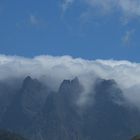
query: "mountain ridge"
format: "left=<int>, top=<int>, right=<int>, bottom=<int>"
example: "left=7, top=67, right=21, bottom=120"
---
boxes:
left=0, top=76, right=140, bottom=140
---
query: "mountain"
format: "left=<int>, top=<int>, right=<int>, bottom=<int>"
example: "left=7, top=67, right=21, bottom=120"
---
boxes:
left=82, top=79, right=140, bottom=140
left=0, top=130, right=27, bottom=140
left=0, top=76, right=140, bottom=140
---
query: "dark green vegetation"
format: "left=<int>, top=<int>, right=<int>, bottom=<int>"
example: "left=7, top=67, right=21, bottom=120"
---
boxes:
left=0, top=76, right=140, bottom=140
left=0, top=130, right=27, bottom=140
left=131, top=135, right=140, bottom=140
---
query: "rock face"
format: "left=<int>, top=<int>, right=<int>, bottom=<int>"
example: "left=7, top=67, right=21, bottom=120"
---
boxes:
left=0, top=76, right=140, bottom=140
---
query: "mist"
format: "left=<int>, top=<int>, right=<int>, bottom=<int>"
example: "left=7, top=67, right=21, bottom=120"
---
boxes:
left=0, top=54, right=140, bottom=108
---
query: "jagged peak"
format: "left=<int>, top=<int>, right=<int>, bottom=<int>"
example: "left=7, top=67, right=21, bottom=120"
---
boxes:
left=71, top=77, right=79, bottom=82
left=58, top=77, right=84, bottom=97
left=94, top=78, right=123, bottom=103
left=71, top=77, right=80, bottom=85
left=61, top=79, right=71, bottom=85
left=22, top=76, right=33, bottom=87
left=23, top=76, right=32, bottom=83
left=22, top=76, right=41, bottom=89
left=96, top=78, right=117, bottom=87
left=59, top=77, right=80, bottom=90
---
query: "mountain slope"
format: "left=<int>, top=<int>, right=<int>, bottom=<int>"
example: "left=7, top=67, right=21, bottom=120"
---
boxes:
left=0, top=76, right=140, bottom=140
left=0, top=130, right=27, bottom=140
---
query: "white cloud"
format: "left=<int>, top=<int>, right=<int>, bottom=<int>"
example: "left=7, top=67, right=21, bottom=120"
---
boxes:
left=61, top=0, right=74, bottom=12
left=119, top=0, right=140, bottom=17
left=85, top=0, right=140, bottom=18
left=62, top=0, right=140, bottom=19
left=122, top=29, right=135, bottom=46
left=29, top=15, right=40, bottom=25
left=0, top=54, right=140, bottom=107
left=0, top=54, right=139, bottom=88
left=86, top=0, right=117, bottom=13
left=16, top=14, right=47, bottom=28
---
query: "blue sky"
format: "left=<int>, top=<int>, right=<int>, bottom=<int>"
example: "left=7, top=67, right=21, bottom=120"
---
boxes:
left=0, top=0, right=140, bottom=61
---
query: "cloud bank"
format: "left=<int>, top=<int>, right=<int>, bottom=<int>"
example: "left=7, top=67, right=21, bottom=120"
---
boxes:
left=0, top=54, right=140, bottom=107
left=62, top=0, right=140, bottom=19
left=86, top=0, right=140, bottom=17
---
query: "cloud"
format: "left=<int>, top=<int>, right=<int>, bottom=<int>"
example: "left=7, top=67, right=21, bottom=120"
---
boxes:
left=16, top=14, right=47, bottom=29
left=62, top=0, right=140, bottom=20
left=29, top=15, right=39, bottom=25
left=122, top=29, right=135, bottom=46
left=86, top=0, right=140, bottom=18
left=85, top=0, right=117, bottom=13
left=0, top=54, right=140, bottom=107
left=119, top=0, right=140, bottom=17
left=61, top=0, right=74, bottom=13
left=29, top=15, right=41, bottom=26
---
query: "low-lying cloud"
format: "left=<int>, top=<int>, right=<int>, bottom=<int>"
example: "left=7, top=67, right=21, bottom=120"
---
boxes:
left=0, top=54, right=140, bottom=107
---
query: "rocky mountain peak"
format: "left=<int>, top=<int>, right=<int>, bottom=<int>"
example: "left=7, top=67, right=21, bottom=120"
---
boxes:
left=59, top=77, right=82, bottom=92
left=22, top=76, right=42, bottom=91
left=94, top=79, right=123, bottom=103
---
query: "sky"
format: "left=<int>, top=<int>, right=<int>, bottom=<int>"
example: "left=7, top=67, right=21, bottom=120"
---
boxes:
left=0, top=0, right=140, bottom=61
